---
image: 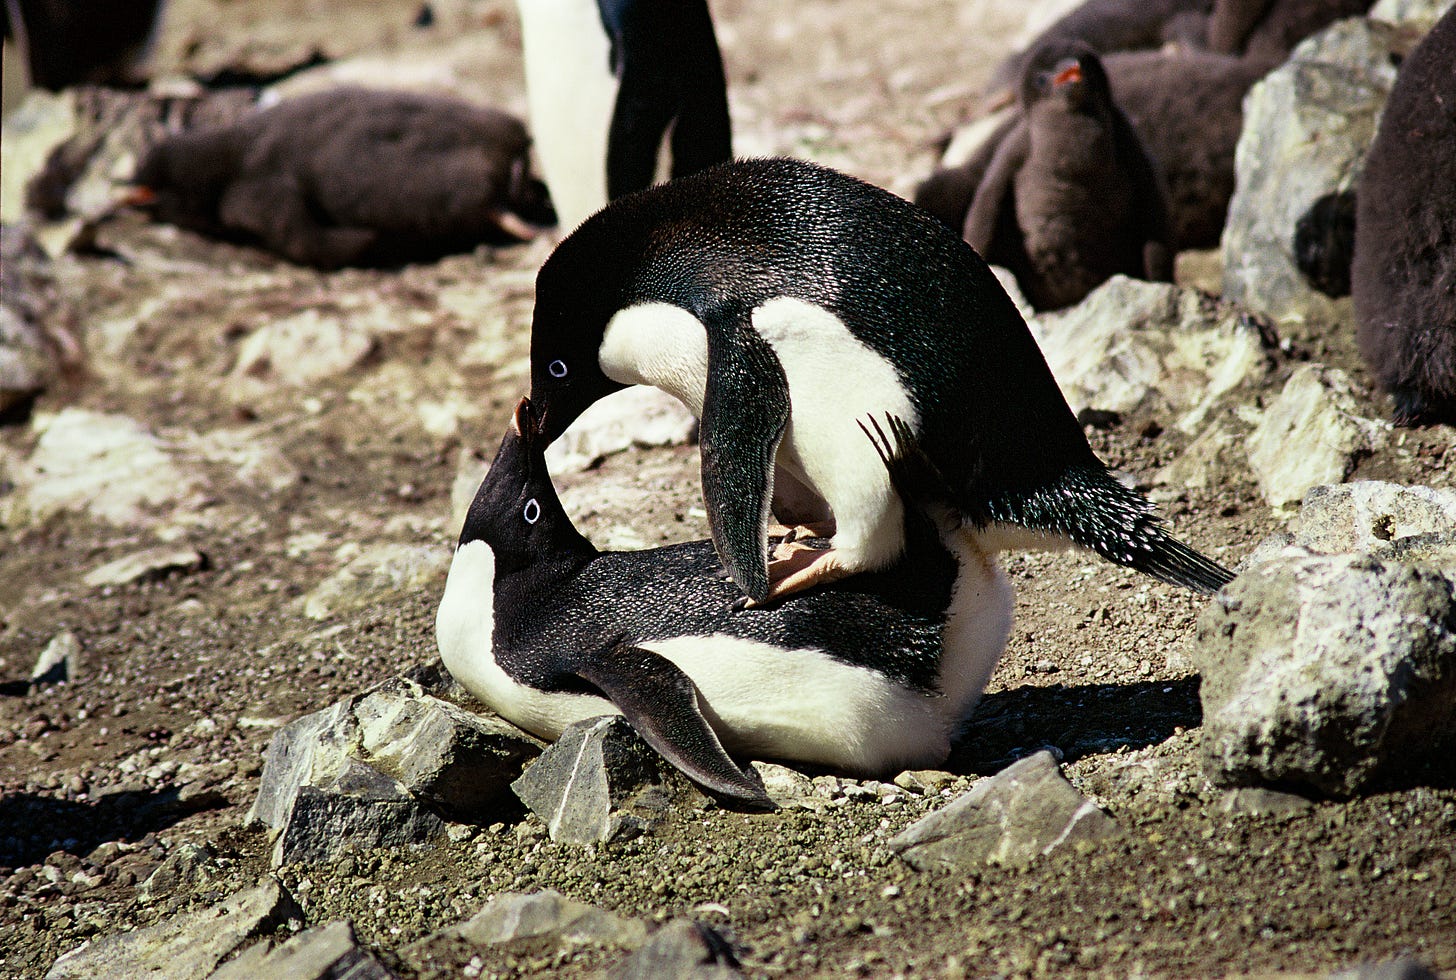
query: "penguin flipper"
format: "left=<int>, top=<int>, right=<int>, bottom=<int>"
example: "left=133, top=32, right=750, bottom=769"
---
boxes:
left=578, top=642, right=775, bottom=811
left=699, top=316, right=790, bottom=604
left=963, top=123, right=1029, bottom=256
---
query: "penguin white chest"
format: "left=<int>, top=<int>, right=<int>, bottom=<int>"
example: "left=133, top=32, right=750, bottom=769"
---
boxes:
left=435, top=540, right=612, bottom=738
left=599, top=302, right=711, bottom=414
left=515, top=0, right=618, bottom=232
left=750, top=297, right=917, bottom=569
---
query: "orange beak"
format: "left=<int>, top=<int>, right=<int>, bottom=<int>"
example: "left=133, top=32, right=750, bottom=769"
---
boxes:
left=116, top=185, right=158, bottom=207
left=1052, top=62, right=1084, bottom=87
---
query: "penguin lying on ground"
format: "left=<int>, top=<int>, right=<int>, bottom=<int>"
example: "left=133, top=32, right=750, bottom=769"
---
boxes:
left=1207, top=0, right=1375, bottom=69
left=964, top=42, right=1174, bottom=311
left=516, top=0, right=732, bottom=233
left=125, top=87, right=555, bottom=269
left=1351, top=4, right=1456, bottom=427
left=526, top=158, right=1234, bottom=605
left=436, top=399, right=1014, bottom=808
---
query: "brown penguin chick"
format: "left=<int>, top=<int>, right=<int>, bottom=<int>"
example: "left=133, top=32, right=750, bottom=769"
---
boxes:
left=964, top=42, right=1174, bottom=312
left=986, top=0, right=1214, bottom=108
left=1207, top=0, right=1375, bottom=68
left=1351, top=6, right=1456, bottom=427
left=912, top=113, right=1017, bottom=233
left=1101, top=47, right=1264, bottom=249
left=127, top=87, right=555, bottom=270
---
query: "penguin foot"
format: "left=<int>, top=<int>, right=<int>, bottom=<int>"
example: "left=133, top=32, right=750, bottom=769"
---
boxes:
left=740, top=546, right=852, bottom=607
left=770, top=522, right=837, bottom=558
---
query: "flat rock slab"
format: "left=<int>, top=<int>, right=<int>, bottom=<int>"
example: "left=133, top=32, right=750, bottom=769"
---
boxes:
left=210, top=919, right=397, bottom=980
left=1197, top=550, right=1456, bottom=796
left=455, top=890, right=648, bottom=950
left=84, top=546, right=208, bottom=588
left=303, top=543, right=452, bottom=621
left=511, top=715, right=694, bottom=845
left=46, top=879, right=302, bottom=980
left=545, top=386, right=697, bottom=475
left=888, top=750, right=1121, bottom=872
left=607, top=920, right=743, bottom=980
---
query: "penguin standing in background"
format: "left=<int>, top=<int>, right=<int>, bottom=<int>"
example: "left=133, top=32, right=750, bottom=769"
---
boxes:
left=4, top=0, right=164, bottom=90
left=436, top=399, right=1014, bottom=807
left=964, top=42, right=1175, bottom=312
left=525, top=158, right=1234, bottom=606
left=124, top=87, right=555, bottom=269
left=516, top=0, right=732, bottom=233
left=1351, top=5, right=1456, bottom=427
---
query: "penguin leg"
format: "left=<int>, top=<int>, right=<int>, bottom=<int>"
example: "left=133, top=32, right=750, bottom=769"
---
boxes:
left=699, top=312, right=791, bottom=604
left=576, top=642, right=775, bottom=811
left=755, top=545, right=853, bottom=605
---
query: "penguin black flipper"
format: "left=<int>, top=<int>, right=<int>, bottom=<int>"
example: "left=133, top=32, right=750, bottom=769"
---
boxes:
left=699, top=313, right=791, bottom=604
left=962, top=124, right=1030, bottom=268
left=576, top=641, right=775, bottom=811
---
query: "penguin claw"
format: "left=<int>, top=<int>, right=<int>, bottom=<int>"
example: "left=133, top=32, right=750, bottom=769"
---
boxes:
left=757, top=546, right=854, bottom=604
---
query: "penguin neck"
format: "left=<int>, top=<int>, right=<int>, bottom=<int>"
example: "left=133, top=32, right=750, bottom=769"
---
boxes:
left=598, top=301, right=710, bottom=415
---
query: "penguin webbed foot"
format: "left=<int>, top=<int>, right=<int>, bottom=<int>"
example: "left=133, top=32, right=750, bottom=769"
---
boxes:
left=739, top=545, right=854, bottom=608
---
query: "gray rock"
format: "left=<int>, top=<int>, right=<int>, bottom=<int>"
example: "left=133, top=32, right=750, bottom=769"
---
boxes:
left=1369, top=0, right=1455, bottom=29
left=210, top=920, right=398, bottom=980
left=887, top=751, right=1121, bottom=871
left=30, top=631, right=80, bottom=688
left=231, top=310, right=377, bottom=387
left=249, top=676, right=541, bottom=865
left=1, top=408, right=208, bottom=528
left=302, top=544, right=451, bottom=620
left=1217, top=786, right=1314, bottom=818
left=1245, top=365, right=1388, bottom=509
left=1153, top=414, right=1250, bottom=491
left=1293, top=482, right=1456, bottom=558
left=453, top=890, right=647, bottom=949
left=1222, top=19, right=1401, bottom=323
left=544, top=386, right=697, bottom=475
left=84, top=546, right=207, bottom=588
left=45, top=878, right=302, bottom=980
left=352, top=680, right=544, bottom=821
left=138, top=842, right=218, bottom=905
left=1, top=228, right=72, bottom=421
left=1197, top=550, right=1456, bottom=796
left=1329, top=956, right=1441, bottom=980
left=608, top=920, right=743, bottom=980
left=511, top=715, right=695, bottom=845
left=1030, top=277, right=1273, bottom=434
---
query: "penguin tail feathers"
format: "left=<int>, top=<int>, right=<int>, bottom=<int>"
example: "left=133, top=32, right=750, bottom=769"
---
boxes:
left=990, top=465, right=1235, bottom=595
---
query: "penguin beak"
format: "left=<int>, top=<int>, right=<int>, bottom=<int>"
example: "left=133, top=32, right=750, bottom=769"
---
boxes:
left=1052, top=60, right=1083, bottom=88
left=116, top=185, right=158, bottom=208
left=510, top=397, right=538, bottom=441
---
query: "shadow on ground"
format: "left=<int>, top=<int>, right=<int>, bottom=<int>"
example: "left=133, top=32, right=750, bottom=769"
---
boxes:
left=949, top=676, right=1203, bottom=776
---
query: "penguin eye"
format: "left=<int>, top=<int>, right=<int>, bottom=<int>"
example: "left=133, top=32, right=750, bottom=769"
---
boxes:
left=548, top=359, right=569, bottom=379
left=523, top=498, right=541, bottom=524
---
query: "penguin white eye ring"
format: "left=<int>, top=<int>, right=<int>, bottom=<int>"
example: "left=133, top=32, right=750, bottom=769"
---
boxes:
left=548, top=359, right=569, bottom=379
left=523, top=498, right=541, bottom=524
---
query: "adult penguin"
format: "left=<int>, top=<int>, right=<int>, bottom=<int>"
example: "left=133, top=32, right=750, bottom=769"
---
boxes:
left=516, top=0, right=732, bottom=233
left=964, top=41, right=1175, bottom=311
left=1351, top=4, right=1456, bottom=427
left=525, top=157, right=1233, bottom=605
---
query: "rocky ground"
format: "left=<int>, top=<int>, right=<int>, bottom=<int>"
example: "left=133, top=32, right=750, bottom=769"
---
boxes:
left=3, top=0, right=1455, bottom=977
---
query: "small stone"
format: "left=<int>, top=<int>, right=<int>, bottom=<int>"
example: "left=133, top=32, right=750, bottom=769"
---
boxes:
left=751, top=762, right=815, bottom=803
left=452, top=890, right=647, bottom=950
left=302, top=544, right=451, bottom=620
left=137, top=843, right=216, bottom=905
left=606, top=919, right=743, bottom=980
left=31, top=631, right=81, bottom=689
left=511, top=716, right=695, bottom=845
left=1218, top=787, right=1315, bottom=819
left=888, top=751, right=1121, bottom=871
left=84, top=547, right=207, bottom=588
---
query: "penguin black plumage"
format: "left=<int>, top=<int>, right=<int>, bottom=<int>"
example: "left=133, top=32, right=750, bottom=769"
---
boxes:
left=1351, top=5, right=1456, bottom=427
left=526, top=157, right=1234, bottom=605
left=126, top=87, right=555, bottom=270
left=516, top=0, right=731, bottom=233
left=4, top=0, right=163, bottom=90
left=964, top=42, right=1175, bottom=312
left=436, top=399, right=1014, bottom=807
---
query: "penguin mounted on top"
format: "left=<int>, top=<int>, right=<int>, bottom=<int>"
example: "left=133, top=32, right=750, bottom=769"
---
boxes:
left=525, top=157, right=1234, bottom=606
left=437, top=398, right=1014, bottom=808
left=515, top=0, right=732, bottom=233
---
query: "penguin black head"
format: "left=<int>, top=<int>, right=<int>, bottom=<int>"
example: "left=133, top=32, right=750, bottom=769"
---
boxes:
left=526, top=217, right=638, bottom=443
left=459, top=398, right=596, bottom=574
left=126, top=128, right=247, bottom=238
left=1021, top=42, right=1113, bottom=114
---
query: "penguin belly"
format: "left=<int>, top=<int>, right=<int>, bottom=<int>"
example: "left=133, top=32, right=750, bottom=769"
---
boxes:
left=516, top=0, right=617, bottom=232
left=750, top=297, right=916, bottom=574
left=436, top=539, right=615, bottom=738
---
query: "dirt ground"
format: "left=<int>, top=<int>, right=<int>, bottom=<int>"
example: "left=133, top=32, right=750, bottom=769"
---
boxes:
left=2, top=0, right=1455, bottom=977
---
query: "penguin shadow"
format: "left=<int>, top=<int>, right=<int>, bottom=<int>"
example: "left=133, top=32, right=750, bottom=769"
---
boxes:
left=0, top=786, right=226, bottom=867
left=947, top=675, right=1202, bottom=776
